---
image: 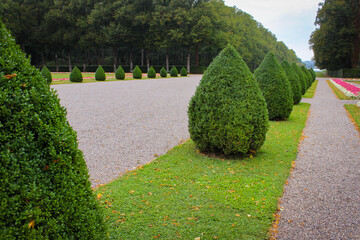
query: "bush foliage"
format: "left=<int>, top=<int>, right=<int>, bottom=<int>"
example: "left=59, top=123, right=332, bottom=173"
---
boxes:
left=0, top=20, right=106, bottom=239
left=180, top=67, right=188, bottom=76
left=292, top=63, right=306, bottom=95
left=188, top=45, right=269, bottom=155
left=133, top=65, right=142, bottom=79
left=170, top=66, right=178, bottom=77
left=69, top=66, right=83, bottom=82
left=281, top=61, right=302, bottom=105
left=160, top=67, right=167, bottom=77
left=40, top=66, right=52, bottom=84
left=254, top=52, right=293, bottom=120
left=147, top=66, right=156, bottom=78
left=115, top=65, right=125, bottom=80
left=95, top=65, right=106, bottom=81
left=301, top=66, right=311, bottom=90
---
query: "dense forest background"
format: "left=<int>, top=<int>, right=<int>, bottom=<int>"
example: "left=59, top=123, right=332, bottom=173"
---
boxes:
left=0, top=0, right=300, bottom=73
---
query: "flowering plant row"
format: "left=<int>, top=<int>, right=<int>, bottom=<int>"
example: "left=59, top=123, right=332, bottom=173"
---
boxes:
left=330, top=79, right=360, bottom=98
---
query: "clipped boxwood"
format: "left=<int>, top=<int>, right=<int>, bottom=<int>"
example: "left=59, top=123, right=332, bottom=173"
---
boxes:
left=170, top=66, right=178, bottom=77
left=310, top=68, right=316, bottom=82
left=40, top=66, right=52, bottom=84
left=301, top=66, right=311, bottom=90
left=292, top=63, right=306, bottom=95
left=188, top=45, right=269, bottom=155
left=95, top=65, right=106, bottom=81
left=133, top=65, right=142, bottom=79
left=180, top=67, right=188, bottom=76
left=0, top=20, right=106, bottom=239
left=147, top=66, right=156, bottom=78
left=254, top=52, right=293, bottom=120
left=69, top=66, right=83, bottom=82
left=160, top=67, right=167, bottom=77
left=115, top=65, right=125, bottom=80
left=281, top=60, right=302, bottom=105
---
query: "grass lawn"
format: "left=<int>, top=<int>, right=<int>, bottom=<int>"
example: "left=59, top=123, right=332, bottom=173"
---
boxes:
left=327, top=80, right=354, bottom=100
left=95, top=103, right=310, bottom=240
left=315, top=71, right=327, bottom=77
left=344, top=104, right=360, bottom=135
left=303, top=80, right=318, bottom=98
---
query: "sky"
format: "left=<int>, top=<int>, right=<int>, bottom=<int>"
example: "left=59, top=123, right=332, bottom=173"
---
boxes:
left=224, top=0, right=321, bottom=61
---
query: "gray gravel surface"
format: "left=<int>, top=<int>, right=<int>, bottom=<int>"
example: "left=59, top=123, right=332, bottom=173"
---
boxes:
left=52, top=76, right=201, bottom=187
left=275, top=78, right=360, bottom=239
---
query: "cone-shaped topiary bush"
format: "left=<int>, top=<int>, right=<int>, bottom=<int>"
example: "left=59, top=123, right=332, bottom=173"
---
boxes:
left=310, top=68, right=316, bottom=82
left=292, top=63, right=306, bottom=95
left=281, top=61, right=302, bottom=105
left=147, top=66, right=156, bottom=78
left=188, top=45, right=269, bottom=155
left=160, top=67, right=167, bottom=77
left=0, top=20, right=106, bottom=239
left=133, top=65, right=142, bottom=79
left=95, top=65, right=106, bottom=81
left=115, top=65, right=125, bottom=80
left=69, top=66, right=83, bottom=82
left=170, top=66, right=178, bottom=77
left=254, top=52, right=293, bottom=120
left=301, top=66, right=311, bottom=90
left=40, top=66, right=52, bottom=84
left=180, top=67, right=187, bottom=76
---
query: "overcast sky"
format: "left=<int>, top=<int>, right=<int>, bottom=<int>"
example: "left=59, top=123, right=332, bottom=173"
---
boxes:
left=224, top=0, right=321, bottom=61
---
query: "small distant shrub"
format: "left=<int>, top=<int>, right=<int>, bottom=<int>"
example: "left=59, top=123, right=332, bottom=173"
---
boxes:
left=160, top=67, right=167, bottom=78
left=292, top=63, right=306, bottom=95
left=180, top=67, right=187, bottom=76
left=115, top=65, right=125, bottom=80
left=301, top=66, right=311, bottom=90
left=95, top=65, right=106, bottom=81
left=170, top=66, right=178, bottom=77
left=69, top=66, right=83, bottom=82
left=281, top=61, right=302, bottom=105
left=41, top=66, right=52, bottom=84
left=133, top=65, right=142, bottom=79
left=147, top=66, right=156, bottom=78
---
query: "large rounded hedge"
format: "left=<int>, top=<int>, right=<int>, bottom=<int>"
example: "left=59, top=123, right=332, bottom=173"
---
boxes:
left=133, top=65, right=142, bottom=79
left=160, top=67, right=167, bottom=77
left=40, top=66, right=52, bottom=84
left=292, top=63, right=306, bottom=95
left=188, top=45, right=269, bottom=155
left=147, top=66, right=156, bottom=78
left=281, top=60, right=302, bottom=105
left=0, top=20, right=106, bottom=239
left=69, top=66, right=83, bottom=82
left=95, top=65, right=106, bottom=81
left=254, top=52, right=293, bottom=120
left=115, top=65, right=125, bottom=80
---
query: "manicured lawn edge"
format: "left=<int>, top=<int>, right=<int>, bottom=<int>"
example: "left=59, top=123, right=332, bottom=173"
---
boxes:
left=344, top=104, right=360, bottom=136
left=303, top=80, right=318, bottom=98
left=327, top=80, right=353, bottom=100
left=95, top=103, right=311, bottom=240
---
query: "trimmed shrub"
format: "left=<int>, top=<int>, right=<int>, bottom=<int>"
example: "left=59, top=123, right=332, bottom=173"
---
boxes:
left=170, top=66, right=178, bottom=77
left=281, top=60, right=302, bottom=105
left=160, top=67, right=167, bottom=77
left=40, top=66, right=52, bottom=84
left=115, top=65, right=125, bottom=80
left=310, top=68, right=316, bottom=82
left=0, top=20, right=106, bottom=239
left=292, top=63, right=306, bottom=95
left=69, top=66, right=83, bottom=82
left=95, top=65, right=106, bottom=81
left=254, top=52, right=293, bottom=120
left=180, top=67, right=188, bottom=76
left=301, top=66, right=311, bottom=90
left=133, top=65, right=142, bottom=79
left=188, top=45, right=269, bottom=155
left=147, top=66, right=156, bottom=78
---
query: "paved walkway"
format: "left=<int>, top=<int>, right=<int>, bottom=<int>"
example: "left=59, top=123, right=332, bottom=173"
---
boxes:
left=275, top=78, right=360, bottom=239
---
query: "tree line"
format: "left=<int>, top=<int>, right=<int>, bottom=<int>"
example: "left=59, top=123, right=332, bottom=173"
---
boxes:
left=0, top=0, right=300, bottom=73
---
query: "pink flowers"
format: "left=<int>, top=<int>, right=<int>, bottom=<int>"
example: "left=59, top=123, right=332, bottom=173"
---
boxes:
left=331, top=79, right=360, bottom=97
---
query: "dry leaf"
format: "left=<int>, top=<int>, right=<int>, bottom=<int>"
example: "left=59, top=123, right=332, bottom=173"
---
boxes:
left=28, top=220, right=35, bottom=229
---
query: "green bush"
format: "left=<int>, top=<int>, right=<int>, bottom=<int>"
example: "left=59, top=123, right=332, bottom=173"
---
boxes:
left=115, top=65, right=125, bottom=80
left=180, top=67, right=188, bottom=76
left=0, top=20, right=106, bottom=239
left=95, top=65, right=106, bottom=81
left=281, top=61, right=302, bottom=105
left=40, top=66, right=52, bottom=84
left=170, top=66, right=178, bottom=77
left=301, top=66, right=311, bottom=90
left=133, top=65, right=142, bottom=79
left=147, top=66, right=156, bottom=78
left=160, top=67, right=167, bottom=77
left=69, top=66, right=83, bottom=82
left=188, top=45, right=269, bottom=155
left=292, top=63, right=306, bottom=95
left=310, top=68, right=316, bottom=82
left=254, top=52, right=293, bottom=120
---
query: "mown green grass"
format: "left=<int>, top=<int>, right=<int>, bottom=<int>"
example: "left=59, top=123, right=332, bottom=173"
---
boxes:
left=344, top=104, right=360, bottom=134
left=315, top=71, right=327, bottom=77
left=95, top=103, right=310, bottom=240
left=327, top=80, right=354, bottom=100
left=303, top=80, right=318, bottom=98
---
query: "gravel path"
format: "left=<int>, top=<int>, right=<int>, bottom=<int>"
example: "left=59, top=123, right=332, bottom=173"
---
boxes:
left=52, top=76, right=201, bottom=187
left=275, top=78, right=360, bottom=239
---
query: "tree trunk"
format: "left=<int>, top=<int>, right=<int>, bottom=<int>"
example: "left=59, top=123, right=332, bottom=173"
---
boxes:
left=130, top=50, right=133, bottom=72
left=195, top=44, right=199, bottom=67
left=83, top=63, right=86, bottom=72
left=351, top=1, right=360, bottom=68
left=113, top=47, right=118, bottom=72
left=187, top=47, right=191, bottom=73
left=166, top=48, right=169, bottom=72
left=141, top=48, right=144, bottom=66
left=55, top=53, right=59, bottom=72
left=41, top=52, right=45, bottom=67
left=146, top=49, right=150, bottom=71
left=68, top=53, right=72, bottom=72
